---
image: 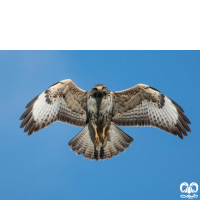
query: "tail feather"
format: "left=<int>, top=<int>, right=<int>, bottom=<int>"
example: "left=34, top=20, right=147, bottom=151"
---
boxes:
left=68, top=122, right=134, bottom=161
left=113, top=140, right=125, bottom=152
left=68, top=125, right=94, bottom=157
left=83, top=144, right=94, bottom=159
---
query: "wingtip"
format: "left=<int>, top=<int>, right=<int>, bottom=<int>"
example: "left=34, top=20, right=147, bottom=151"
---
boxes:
left=19, top=116, right=23, bottom=121
left=20, top=124, right=24, bottom=129
left=28, top=132, right=33, bottom=136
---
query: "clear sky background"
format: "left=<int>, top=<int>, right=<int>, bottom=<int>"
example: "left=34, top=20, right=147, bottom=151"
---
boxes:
left=0, top=51, right=199, bottom=200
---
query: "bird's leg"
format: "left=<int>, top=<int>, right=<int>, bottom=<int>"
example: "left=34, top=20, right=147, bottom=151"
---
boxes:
left=91, top=122, right=99, bottom=144
left=100, top=127, right=106, bottom=143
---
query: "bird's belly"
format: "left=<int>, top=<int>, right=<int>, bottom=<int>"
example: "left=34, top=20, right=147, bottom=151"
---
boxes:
left=89, top=107, right=111, bottom=127
left=98, top=108, right=110, bottom=125
left=87, top=95, right=113, bottom=127
left=97, top=96, right=113, bottom=127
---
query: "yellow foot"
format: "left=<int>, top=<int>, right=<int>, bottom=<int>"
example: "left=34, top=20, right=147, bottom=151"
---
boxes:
left=95, top=135, right=99, bottom=144
left=100, top=127, right=106, bottom=143
left=91, top=121, right=99, bottom=144
left=100, top=134, right=105, bottom=143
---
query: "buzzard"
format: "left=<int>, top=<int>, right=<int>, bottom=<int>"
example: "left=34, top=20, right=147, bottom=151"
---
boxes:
left=20, top=79, right=191, bottom=161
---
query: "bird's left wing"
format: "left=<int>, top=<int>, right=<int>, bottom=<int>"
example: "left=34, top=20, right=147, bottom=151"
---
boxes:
left=112, top=84, right=191, bottom=139
left=20, top=79, right=88, bottom=135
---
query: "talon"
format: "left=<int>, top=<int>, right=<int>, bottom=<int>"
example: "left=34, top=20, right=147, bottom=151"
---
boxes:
left=95, top=135, right=100, bottom=144
left=100, top=135, right=105, bottom=143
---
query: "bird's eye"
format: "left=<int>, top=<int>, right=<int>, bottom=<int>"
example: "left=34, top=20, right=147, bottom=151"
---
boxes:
left=102, top=87, right=105, bottom=90
left=93, top=88, right=98, bottom=91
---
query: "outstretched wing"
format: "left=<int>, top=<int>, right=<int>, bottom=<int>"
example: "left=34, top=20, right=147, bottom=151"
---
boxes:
left=112, top=84, right=191, bottom=139
left=20, top=79, right=88, bottom=135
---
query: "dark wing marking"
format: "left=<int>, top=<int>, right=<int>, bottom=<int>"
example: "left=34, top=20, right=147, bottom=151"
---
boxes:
left=20, top=79, right=88, bottom=135
left=112, top=84, right=191, bottom=139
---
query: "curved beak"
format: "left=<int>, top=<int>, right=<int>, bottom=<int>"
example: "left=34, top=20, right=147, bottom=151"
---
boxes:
left=97, top=87, right=102, bottom=91
left=96, top=86, right=103, bottom=97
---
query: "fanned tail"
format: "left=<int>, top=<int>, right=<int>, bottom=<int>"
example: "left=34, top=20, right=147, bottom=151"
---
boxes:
left=68, top=122, right=133, bottom=161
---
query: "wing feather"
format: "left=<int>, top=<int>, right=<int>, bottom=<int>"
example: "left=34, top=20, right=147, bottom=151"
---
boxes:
left=20, top=79, right=87, bottom=135
left=112, top=84, right=191, bottom=139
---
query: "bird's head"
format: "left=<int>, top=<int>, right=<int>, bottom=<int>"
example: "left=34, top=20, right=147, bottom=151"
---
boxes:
left=91, top=84, right=110, bottom=97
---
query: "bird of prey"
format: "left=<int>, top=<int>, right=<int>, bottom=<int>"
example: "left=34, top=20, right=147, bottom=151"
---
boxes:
left=20, top=79, right=191, bottom=161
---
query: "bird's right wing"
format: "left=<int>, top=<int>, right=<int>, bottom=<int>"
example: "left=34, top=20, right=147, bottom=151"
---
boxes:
left=20, top=79, right=88, bottom=135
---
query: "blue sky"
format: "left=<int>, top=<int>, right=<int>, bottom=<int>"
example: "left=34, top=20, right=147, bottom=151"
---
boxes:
left=0, top=51, right=199, bottom=200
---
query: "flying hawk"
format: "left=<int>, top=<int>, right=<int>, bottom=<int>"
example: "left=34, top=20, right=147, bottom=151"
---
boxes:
left=20, top=79, right=191, bottom=161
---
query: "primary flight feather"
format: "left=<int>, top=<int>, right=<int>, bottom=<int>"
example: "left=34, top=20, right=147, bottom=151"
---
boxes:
left=20, top=79, right=191, bottom=160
